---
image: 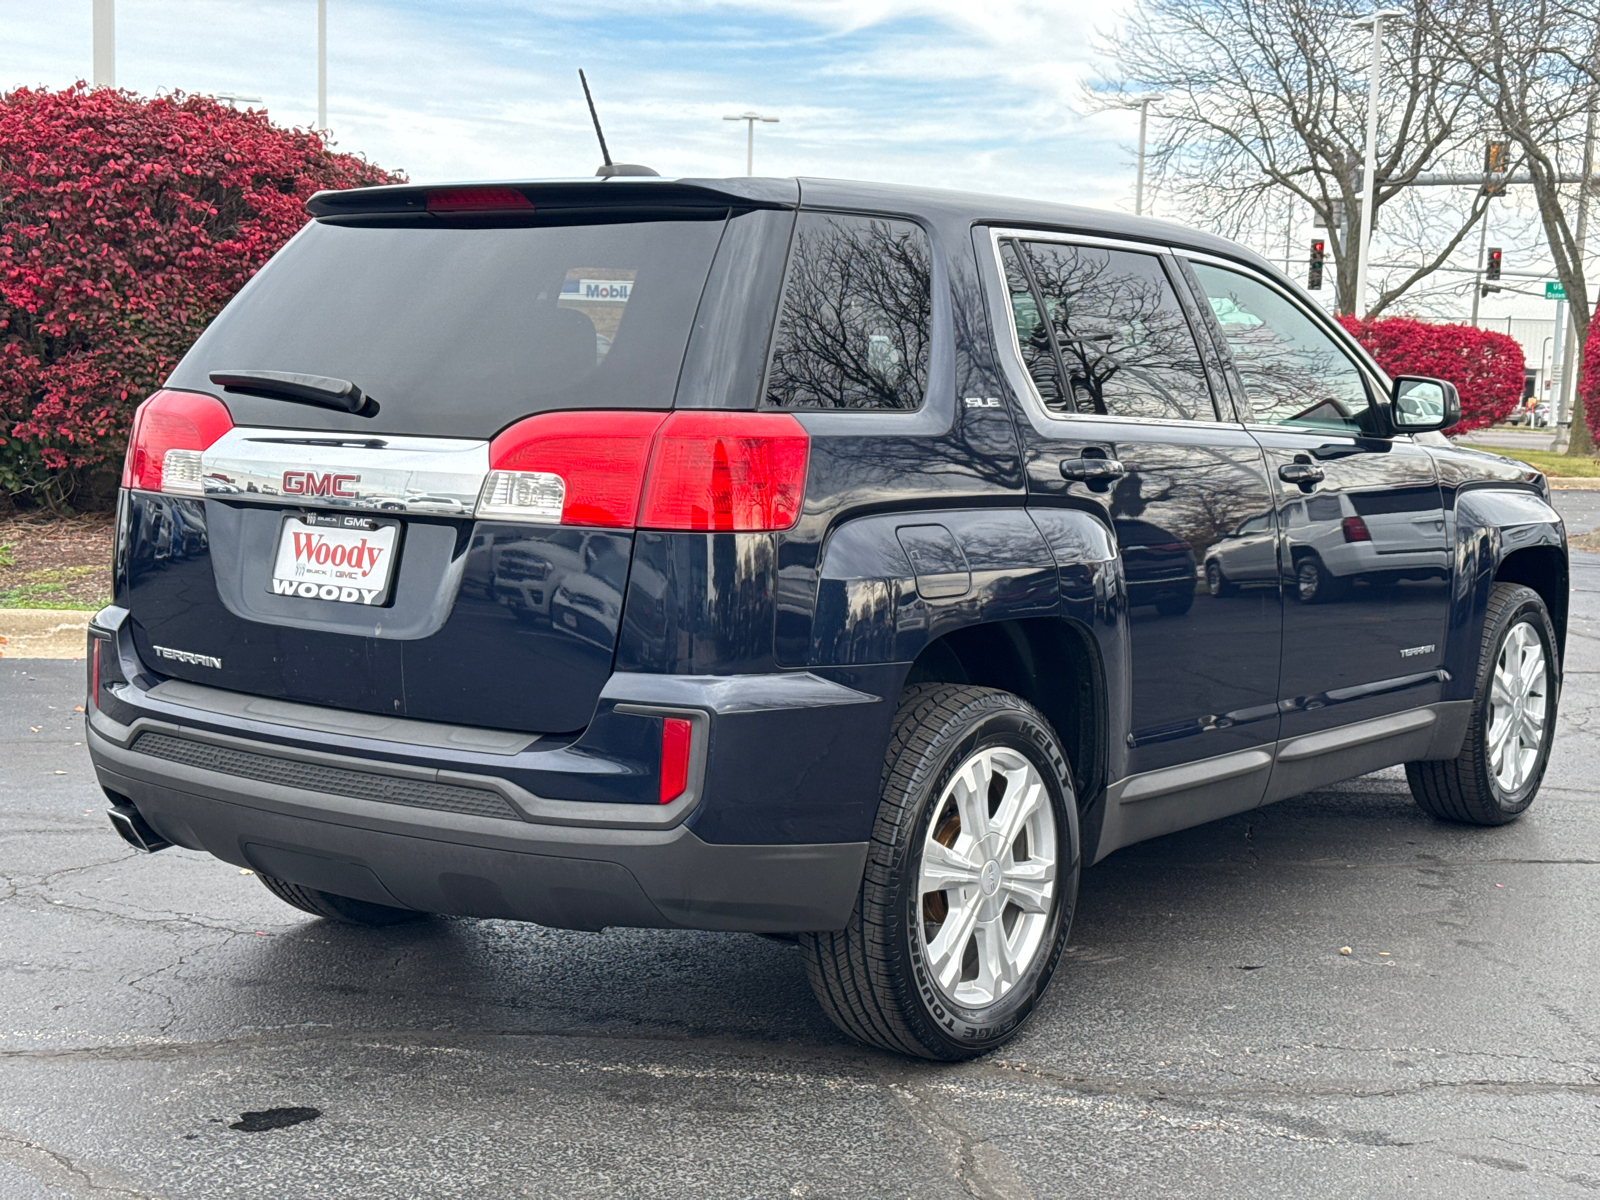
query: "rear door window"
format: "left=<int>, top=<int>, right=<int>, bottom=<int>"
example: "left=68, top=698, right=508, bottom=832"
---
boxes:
left=763, top=213, right=932, bottom=411
left=1003, top=240, right=1217, bottom=422
left=165, top=215, right=728, bottom=438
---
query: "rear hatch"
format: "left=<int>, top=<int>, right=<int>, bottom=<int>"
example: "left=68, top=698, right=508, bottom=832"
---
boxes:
left=120, top=181, right=795, bottom=734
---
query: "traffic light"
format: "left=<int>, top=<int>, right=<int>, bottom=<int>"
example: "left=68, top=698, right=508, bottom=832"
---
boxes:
left=1483, top=140, right=1510, bottom=196
left=1487, top=246, right=1503, bottom=280
left=1308, top=238, right=1325, bottom=290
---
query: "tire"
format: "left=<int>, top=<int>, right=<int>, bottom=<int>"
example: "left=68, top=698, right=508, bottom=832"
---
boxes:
left=1156, top=588, right=1195, bottom=616
left=1294, top=553, right=1343, bottom=604
left=1406, top=583, right=1559, bottom=826
left=799, top=684, right=1080, bottom=1061
left=1206, top=560, right=1236, bottom=597
left=257, top=873, right=428, bottom=926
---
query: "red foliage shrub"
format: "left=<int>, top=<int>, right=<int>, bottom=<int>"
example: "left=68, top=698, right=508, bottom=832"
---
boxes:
left=1337, top=314, right=1524, bottom=437
left=1579, top=304, right=1600, bottom=442
left=0, top=85, right=398, bottom=508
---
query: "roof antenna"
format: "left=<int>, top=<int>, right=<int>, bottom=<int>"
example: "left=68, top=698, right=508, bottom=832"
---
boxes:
left=579, top=70, right=613, bottom=170
left=578, top=69, right=660, bottom=178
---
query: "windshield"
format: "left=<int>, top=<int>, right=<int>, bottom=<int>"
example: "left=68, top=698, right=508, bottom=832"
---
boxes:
left=166, top=214, right=729, bottom=437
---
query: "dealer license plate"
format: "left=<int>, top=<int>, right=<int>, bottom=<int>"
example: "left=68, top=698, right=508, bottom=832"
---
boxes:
left=269, top=513, right=400, bottom=606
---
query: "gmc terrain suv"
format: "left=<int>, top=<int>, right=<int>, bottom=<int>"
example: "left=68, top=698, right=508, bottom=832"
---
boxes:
left=87, top=177, right=1568, bottom=1060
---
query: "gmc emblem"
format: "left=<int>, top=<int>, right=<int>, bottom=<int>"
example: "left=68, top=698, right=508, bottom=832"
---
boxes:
left=282, top=471, right=359, bottom=499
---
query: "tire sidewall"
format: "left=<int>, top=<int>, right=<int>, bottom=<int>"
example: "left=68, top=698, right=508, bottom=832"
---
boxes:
left=894, top=701, right=1080, bottom=1055
left=1477, top=593, right=1560, bottom=814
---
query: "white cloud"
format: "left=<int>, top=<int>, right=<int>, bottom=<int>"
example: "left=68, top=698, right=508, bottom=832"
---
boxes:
left=0, top=0, right=1157, bottom=212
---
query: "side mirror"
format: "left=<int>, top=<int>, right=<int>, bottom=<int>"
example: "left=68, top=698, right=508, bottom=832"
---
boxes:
left=1390, top=375, right=1460, bottom=433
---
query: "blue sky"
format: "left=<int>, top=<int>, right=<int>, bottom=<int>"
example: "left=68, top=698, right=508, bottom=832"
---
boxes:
left=1, top=0, right=1147, bottom=209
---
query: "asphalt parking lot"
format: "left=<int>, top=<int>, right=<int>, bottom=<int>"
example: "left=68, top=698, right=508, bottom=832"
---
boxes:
left=1, top=526, right=1597, bottom=1198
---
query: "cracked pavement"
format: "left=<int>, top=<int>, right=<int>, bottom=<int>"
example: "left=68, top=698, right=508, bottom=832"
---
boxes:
left=1, top=539, right=1596, bottom=1198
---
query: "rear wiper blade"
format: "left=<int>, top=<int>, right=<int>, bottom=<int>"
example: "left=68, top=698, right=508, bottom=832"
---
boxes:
left=209, top=370, right=369, bottom=414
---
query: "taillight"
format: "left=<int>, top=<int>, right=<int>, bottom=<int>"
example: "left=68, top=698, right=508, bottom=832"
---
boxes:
left=639, top=412, right=809, bottom=531
left=1341, top=516, right=1372, bottom=543
left=122, top=389, right=234, bottom=495
left=90, top=638, right=102, bottom=709
left=476, top=410, right=810, bottom=532
left=481, top=411, right=667, bottom=527
left=659, top=717, right=692, bottom=804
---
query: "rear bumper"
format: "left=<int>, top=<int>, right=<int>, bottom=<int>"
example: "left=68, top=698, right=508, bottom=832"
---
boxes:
left=88, top=716, right=867, bottom=932
left=86, top=606, right=892, bottom=933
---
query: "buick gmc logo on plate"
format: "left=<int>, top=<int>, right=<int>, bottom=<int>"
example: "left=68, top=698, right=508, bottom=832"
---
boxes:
left=282, top=470, right=359, bottom=499
left=269, top=512, right=399, bottom=606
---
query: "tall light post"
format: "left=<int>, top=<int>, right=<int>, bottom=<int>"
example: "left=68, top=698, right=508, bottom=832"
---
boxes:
left=92, top=0, right=114, bottom=87
left=1113, top=93, right=1164, bottom=217
left=317, top=0, right=328, bottom=131
left=723, top=111, right=779, bottom=176
left=1352, top=8, right=1406, bottom=316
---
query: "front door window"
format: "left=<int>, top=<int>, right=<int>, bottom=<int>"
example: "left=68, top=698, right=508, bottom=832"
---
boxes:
left=1188, top=262, right=1377, bottom=435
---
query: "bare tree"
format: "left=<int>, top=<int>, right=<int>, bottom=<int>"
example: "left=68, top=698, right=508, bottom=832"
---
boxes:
left=1421, top=0, right=1598, bottom=452
left=1099, top=0, right=1490, bottom=316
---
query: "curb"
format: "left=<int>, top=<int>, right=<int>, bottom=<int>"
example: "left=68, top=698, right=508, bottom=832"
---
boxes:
left=0, top=608, right=92, bottom=659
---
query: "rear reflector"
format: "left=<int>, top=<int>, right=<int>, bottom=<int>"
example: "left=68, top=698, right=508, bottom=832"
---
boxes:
left=659, top=717, right=693, bottom=804
left=477, top=410, right=810, bottom=532
left=426, top=187, right=534, bottom=213
left=122, top=389, right=234, bottom=495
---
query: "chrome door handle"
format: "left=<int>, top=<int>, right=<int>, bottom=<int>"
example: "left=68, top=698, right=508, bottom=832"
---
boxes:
left=1277, top=462, right=1325, bottom=486
left=1060, top=457, right=1127, bottom=482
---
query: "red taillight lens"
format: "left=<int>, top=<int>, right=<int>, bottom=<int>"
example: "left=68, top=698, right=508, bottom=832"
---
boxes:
left=477, top=410, right=811, bottom=533
left=639, top=412, right=810, bottom=532
left=483, top=411, right=668, bottom=527
left=1341, top=516, right=1372, bottom=543
left=426, top=187, right=534, bottom=213
left=122, top=389, right=234, bottom=494
left=659, top=717, right=693, bottom=804
left=90, top=638, right=102, bottom=709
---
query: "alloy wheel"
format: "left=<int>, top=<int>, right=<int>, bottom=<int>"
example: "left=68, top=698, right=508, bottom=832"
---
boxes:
left=1486, top=620, right=1549, bottom=795
left=917, top=746, right=1058, bottom=1009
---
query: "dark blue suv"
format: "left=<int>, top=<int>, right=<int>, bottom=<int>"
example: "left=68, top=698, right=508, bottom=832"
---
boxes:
left=86, top=177, right=1568, bottom=1060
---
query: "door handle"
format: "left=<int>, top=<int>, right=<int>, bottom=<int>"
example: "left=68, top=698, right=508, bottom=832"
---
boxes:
left=1060, top=456, right=1127, bottom=482
left=1277, top=462, right=1325, bottom=487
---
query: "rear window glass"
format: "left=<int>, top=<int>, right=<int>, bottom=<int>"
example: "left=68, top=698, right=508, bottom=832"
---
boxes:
left=166, top=216, right=727, bottom=437
left=1005, top=240, right=1215, bottom=422
left=763, top=213, right=932, bottom=411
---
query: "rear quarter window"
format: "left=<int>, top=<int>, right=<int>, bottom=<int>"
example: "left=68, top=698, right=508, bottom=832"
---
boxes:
left=763, top=213, right=932, bottom=411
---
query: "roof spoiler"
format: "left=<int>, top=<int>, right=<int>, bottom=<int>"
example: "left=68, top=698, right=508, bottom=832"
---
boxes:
left=305, top=177, right=800, bottom=218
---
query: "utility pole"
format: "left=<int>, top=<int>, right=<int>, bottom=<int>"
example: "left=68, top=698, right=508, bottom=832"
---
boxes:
left=1353, top=9, right=1406, bottom=316
left=92, top=0, right=114, bottom=88
left=722, top=112, right=778, bottom=176
left=317, top=0, right=328, bottom=131
left=1559, top=96, right=1596, bottom=454
left=1469, top=207, right=1490, bottom=327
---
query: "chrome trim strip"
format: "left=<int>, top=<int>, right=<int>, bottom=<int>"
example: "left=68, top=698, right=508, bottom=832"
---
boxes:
left=1274, top=707, right=1436, bottom=762
left=199, top=427, right=489, bottom=516
left=1116, top=747, right=1273, bottom=805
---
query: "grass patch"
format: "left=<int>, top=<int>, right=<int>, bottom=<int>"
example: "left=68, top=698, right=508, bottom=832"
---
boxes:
left=1454, top=444, right=1600, bottom=478
left=0, top=565, right=108, bottom=610
left=0, top=543, right=13, bottom=568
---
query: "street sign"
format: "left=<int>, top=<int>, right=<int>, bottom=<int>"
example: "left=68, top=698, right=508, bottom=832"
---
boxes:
left=1546, top=281, right=1566, bottom=299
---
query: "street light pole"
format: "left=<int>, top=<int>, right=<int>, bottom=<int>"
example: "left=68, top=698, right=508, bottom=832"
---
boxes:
left=317, top=0, right=327, bottom=131
left=92, top=0, right=114, bottom=88
left=722, top=112, right=779, bottom=176
left=1112, top=94, right=1163, bottom=217
left=1353, top=9, right=1405, bottom=317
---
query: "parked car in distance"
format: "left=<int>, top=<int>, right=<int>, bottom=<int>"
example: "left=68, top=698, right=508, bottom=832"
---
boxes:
left=88, top=174, right=1569, bottom=1061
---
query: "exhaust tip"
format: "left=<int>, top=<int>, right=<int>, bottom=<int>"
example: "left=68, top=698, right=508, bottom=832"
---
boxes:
left=108, top=804, right=172, bottom=853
